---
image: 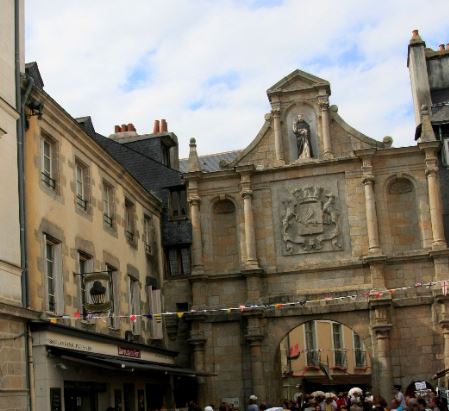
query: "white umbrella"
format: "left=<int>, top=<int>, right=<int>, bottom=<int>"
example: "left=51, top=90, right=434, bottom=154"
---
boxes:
left=266, top=407, right=284, bottom=411
left=311, top=391, right=325, bottom=398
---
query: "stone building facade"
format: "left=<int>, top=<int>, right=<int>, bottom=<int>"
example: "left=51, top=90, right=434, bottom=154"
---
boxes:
left=0, top=2, right=39, bottom=410
left=23, top=65, right=198, bottom=411
left=164, top=66, right=449, bottom=406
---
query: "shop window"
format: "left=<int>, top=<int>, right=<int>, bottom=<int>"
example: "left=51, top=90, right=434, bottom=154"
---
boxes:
left=41, top=134, right=57, bottom=190
left=165, top=246, right=191, bottom=277
left=44, top=234, right=63, bottom=314
left=128, top=276, right=141, bottom=335
left=103, top=182, right=114, bottom=228
left=75, top=160, right=89, bottom=211
left=168, top=189, right=187, bottom=219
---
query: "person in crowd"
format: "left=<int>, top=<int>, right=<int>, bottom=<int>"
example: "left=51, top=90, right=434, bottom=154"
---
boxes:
left=248, top=395, right=259, bottom=411
left=393, top=385, right=407, bottom=409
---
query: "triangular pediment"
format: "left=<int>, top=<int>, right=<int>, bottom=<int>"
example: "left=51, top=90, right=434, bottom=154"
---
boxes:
left=267, top=69, right=330, bottom=99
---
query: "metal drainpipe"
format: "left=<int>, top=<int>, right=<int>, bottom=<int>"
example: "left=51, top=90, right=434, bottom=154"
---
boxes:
left=15, top=1, right=35, bottom=410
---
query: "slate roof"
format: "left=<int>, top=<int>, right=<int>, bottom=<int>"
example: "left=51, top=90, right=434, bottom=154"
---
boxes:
left=179, top=150, right=241, bottom=173
left=76, top=117, right=183, bottom=201
left=432, top=104, right=449, bottom=125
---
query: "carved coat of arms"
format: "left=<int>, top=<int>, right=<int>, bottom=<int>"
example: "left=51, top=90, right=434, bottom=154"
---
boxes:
left=281, top=185, right=343, bottom=254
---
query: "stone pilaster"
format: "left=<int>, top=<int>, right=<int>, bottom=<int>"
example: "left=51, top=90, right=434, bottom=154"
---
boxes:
left=370, top=299, right=393, bottom=402
left=357, top=150, right=382, bottom=255
left=318, top=95, right=333, bottom=159
left=188, top=178, right=204, bottom=273
left=238, top=168, right=260, bottom=269
left=245, top=315, right=266, bottom=403
left=271, top=107, right=285, bottom=164
left=189, top=324, right=207, bottom=405
left=419, top=140, right=446, bottom=250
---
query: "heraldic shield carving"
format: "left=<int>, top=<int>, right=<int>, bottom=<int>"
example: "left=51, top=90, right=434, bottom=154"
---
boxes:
left=281, top=185, right=343, bottom=254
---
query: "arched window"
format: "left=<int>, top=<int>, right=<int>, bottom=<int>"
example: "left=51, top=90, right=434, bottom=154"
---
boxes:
left=387, top=178, right=420, bottom=252
left=212, top=199, right=239, bottom=271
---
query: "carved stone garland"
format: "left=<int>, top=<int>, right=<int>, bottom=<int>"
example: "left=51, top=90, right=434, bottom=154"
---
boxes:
left=281, top=185, right=343, bottom=254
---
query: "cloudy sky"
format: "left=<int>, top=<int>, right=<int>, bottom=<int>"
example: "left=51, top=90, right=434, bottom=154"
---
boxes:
left=25, top=0, right=449, bottom=157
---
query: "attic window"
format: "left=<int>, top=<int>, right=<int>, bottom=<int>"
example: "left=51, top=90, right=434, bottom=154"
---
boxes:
left=168, top=189, right=187, bottom=219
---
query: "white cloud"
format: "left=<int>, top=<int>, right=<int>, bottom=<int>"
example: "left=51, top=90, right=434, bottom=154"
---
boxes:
left=25, top=0, right=449, bottom=157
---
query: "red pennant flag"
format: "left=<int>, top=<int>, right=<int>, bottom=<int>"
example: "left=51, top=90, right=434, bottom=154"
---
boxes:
left=130, top=314, right=137, bottom=322
left=288, top=343, right=300, bottom=359
left=442, top=280, right=448, bottom=296
left=74, top=311, right=81, bottom=318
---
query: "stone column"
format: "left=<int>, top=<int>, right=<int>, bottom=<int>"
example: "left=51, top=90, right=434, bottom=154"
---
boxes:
left=358, top=151, right=382, bottom=255
left=189, top=326, right=207, bottom=405
left=272, top=108, right=285, bottom=163
left=419, top=142, right=446, bottom=249
left=246, top=315, right=266, bottom=402
left=318, top=95, right=332, bottom=159
left=374, top=326, right=393, bottom=401
left=239, top=169, right=260, bottom=269
left=189, top=178, right=204, bottom=272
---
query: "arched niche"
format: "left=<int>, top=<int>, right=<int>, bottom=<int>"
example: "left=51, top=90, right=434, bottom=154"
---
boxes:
left=284, top=103, right=319, bottom=162
left=386, top=177, right=420, bottom=252
left=212, top=199, right=239, bottom=271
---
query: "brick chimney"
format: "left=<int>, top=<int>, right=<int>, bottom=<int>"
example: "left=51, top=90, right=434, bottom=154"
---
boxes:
left=153, top=120, right=160, bottom=134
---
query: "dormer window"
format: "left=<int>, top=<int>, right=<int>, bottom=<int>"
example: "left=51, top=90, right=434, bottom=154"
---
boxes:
left=161, top=143, right=171, bottom=167
left=168, top=188, right=187, bottom=220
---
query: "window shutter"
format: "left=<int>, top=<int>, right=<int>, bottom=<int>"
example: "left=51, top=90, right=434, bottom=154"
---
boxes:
left=113, top=271, right=121, bottom=329
left=152, top=289, right=163, bottom=339
left=54, top=243, right=64, bottom=316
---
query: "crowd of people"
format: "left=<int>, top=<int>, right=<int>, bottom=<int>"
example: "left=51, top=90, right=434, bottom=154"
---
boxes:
left=197, top=385, right=447, bottom=411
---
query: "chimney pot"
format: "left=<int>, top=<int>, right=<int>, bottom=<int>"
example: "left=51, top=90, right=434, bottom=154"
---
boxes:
left=121, top=124, right=128, bottom=132
left=114, top=125, right=121, bottom=133
left=161, top=119, right=168, bottom=132
left=439, top=44, right=446, bottom=52
left=412, top=29, right=419, bottom=37
left=128, top=123, right=135, bottom=132
left=153, top=120, right=160, bottom=134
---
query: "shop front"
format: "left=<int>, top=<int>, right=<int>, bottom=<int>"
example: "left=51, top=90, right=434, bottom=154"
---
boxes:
left=31, top=322, right=199, bottom=411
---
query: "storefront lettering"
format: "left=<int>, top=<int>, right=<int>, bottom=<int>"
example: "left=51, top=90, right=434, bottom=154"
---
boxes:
left=118, top=346, right=141, bottom=358
left=48, top=338, right=93, bottom=352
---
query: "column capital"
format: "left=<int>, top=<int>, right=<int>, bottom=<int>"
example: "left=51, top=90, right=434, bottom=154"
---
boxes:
left=317, top=95, right=329, bottom=110
left=362, top=175, right=375, bottom=185
left=425, top=164, right=439, bottom=176
left=246, top=334, right=264, bottom=345
left=271, top=108, right=281, bottom=118
left=188, top=195, right=201, bottom=206
left=372, top=324, right=392, bottom=337
left=241, top=190, right=254, bottom=199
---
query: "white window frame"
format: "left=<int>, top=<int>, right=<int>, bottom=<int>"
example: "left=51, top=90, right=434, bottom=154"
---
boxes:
left=128, top=276, right=141, bottom=335
left=44, top=234, right=63, bottom=315
left=41, top=136, right=56, bottom=189
left=125, top=199, right=135, bottom=243
left=147, top=285, right=163, bottom=339
left=75, top=161, right=88, bottom=210
left=107, top=265, right=120, bottom=329
left=103, top=183, right=114, bottom=227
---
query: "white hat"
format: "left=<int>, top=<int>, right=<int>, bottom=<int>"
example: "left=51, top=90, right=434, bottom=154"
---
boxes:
left=205, top=407, right=213, bottom=411
left=249, top=395, right=258, bottom=401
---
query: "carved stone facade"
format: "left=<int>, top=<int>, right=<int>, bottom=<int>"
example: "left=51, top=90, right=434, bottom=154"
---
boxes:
left=165, top=66, right=449, bottom=408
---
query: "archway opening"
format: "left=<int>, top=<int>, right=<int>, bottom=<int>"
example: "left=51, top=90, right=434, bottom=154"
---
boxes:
left=279, top=320, right=371, bottom=399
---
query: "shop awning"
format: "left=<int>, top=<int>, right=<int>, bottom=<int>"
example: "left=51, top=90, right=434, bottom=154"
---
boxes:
left=48, top=346, right=214, bottom=377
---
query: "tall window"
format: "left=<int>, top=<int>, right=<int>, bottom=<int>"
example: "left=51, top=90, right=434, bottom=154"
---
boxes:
left=166, top=247, right=191, bottom=277
left=41, top=136, right=56, bottom=189
left=305, top=321, right=319, bottom=366
left=78, top=252, right=93, bottom=321
left=332, top=323, right=346, bottom=368
left=103, top=182, right=114, bottom=227
left=44, top=234, right=62, bottom=314
left=144, top=215, right=153, bottom=255
left=75, top=161, right=89, bottom=210
left=125, top=198, right=135, bottom=243
left=168, top=189, right=187, bottom=219
left=129, top=276, right=141, bottom=335
left=353, top=332, right=366, bottom=368
left=107, top=264, right=120, bottom=329
left=147, top=285, right=163, bottom=339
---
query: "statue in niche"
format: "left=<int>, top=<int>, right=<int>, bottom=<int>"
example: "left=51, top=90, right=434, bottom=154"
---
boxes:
left=281, top=185, right=343, bottom=255
left=292, top=114, right=313, bottom=159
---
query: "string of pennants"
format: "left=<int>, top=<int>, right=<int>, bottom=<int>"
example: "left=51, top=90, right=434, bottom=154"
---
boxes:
left=48, top=278, right=449, bottom=324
